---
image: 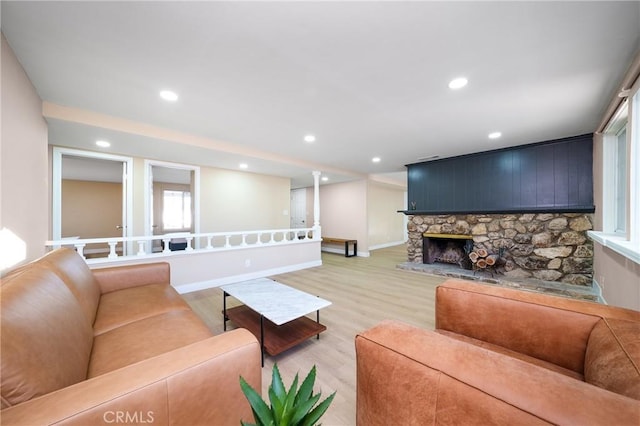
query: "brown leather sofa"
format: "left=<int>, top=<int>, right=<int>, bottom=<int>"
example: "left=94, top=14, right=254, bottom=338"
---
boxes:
left=1, top=248, right=261, bottom=425
left=356, top=279, right=640, bottom=425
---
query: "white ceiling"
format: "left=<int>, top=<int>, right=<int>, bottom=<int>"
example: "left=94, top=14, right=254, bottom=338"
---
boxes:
left=2, top=1, right=639, bottom=188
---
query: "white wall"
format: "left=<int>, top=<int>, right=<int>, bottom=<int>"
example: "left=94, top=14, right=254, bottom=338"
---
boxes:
left=200, top=168, right=290, bottom=232
left=304, top=186, right=315, bottom=228
left=132, top=157, right=147, bottom=237
left=90, top=241, right=322, bottom=293
left=320, top=180, right=368, bottom=253
left=367, top=181, right=405, bottom=249
left=318, top=178, right=406, bottom=255
left=593, top=244, right=640, bottom=309
left=1, top=34, right=49, bottom=270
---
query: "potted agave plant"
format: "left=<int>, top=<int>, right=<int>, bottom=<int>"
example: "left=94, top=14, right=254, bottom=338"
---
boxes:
left=239, top=364, right=336, bottom=426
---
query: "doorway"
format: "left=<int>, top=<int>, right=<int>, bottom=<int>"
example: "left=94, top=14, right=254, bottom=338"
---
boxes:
left=290, top=188, right=307, bottom=228
left=52, top=147, right=133, bottom=257
left=145, top=160, right=200, bottom=252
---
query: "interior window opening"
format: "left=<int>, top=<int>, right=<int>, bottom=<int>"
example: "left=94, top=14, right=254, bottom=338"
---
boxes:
left=163, top=190, right=192, bottom=231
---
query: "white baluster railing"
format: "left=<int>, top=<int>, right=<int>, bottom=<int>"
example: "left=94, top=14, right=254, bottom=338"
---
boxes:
left=45, top=227, right=319, bottom=262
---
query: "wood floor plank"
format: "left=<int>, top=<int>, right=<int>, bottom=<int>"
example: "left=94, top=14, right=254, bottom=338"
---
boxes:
left=182, top=244, right=445, bottom=425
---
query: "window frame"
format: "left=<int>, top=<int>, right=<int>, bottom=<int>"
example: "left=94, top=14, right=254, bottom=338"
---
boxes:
left=590, top=82, right=640, bottom=265
left=629, top=87, right=640, bottom=245
left=602, top=102, right=628, bottom=236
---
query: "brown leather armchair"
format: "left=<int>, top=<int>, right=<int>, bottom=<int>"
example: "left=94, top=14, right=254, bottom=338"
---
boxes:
left=356, top=279, right=640, bottom=425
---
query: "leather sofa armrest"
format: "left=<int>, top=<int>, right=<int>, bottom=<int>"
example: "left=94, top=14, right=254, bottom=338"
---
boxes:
left=91, top=262, right=171, bottom=294
left=1, top=329, right=261, bottom=426
left=356, top=320, right=638, bottom=426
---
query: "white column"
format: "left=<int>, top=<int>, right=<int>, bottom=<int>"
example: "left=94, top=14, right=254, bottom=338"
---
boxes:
left=312, top=171, right=321, bottom=239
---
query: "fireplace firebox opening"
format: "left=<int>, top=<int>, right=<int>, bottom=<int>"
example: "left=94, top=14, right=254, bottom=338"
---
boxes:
left=422, top=233, right=474, bottom=270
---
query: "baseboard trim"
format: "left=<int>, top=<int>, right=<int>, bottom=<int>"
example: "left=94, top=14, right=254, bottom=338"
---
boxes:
left=592, top=278, right=607, bottom=304
left=321, top=241, right=404, bottom=257
left=174, top=260, right=323, bottom=294
left=368, top=241, right=406, bottom=251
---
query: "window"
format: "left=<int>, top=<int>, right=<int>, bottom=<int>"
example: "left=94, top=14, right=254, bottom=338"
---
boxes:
left=163, top=190, right=192, bottom=230
left=590, top=89, right=640, bottom=264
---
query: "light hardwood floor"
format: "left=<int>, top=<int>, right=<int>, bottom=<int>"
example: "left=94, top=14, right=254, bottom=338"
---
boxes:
left=182, top=245, right=446, bottom=425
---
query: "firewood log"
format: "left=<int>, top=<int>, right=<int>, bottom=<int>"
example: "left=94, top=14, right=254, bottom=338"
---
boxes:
left=485, top=254, right=499, bottom=266
left=469, top=252, right=479, bottom=263
left=477, top=248, right=488, bottom=258
left=476, top=259, right=487, bottom=268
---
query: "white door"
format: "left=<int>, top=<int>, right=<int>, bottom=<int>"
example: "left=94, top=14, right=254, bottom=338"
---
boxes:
left=290, top=188, right=307, bottom=228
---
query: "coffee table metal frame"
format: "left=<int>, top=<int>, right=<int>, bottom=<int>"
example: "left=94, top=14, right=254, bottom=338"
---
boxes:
left=221, top=278, right=331, bottom=366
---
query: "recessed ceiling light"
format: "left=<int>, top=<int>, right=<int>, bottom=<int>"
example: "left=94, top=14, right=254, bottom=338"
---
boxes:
left=321, top=176, right=329, bottom=182
left=488, top=132, right=502, bottom=139
left=448, top=77, right=468, bottom=90
left=96, top=140, right=110, bottom=148
left=372, top=157, right=381, bottom=163
left=239, top=163, right=248, bottom=169
left=160, top=90, right=178, bottom=102
left=304, top=135, right=316, bottom=143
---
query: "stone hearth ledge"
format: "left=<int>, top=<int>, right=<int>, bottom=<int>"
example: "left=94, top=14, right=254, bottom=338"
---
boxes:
left=396, top=261, right=601, bottom=302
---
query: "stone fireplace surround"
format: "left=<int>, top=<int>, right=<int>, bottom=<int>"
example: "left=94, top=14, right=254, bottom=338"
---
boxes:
left=407, top=213, right=594, bottom=286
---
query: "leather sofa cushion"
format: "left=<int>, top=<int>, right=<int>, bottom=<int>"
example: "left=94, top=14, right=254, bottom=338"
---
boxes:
left=437, top=330, right=584, bottom=381
left=37, top=247, right=101, bottom=325
left=1, top=267, right=93, bottom=407
left=93, top=283, right=191, bottom=335
left=585, top=318, right=640, bottom=400
left=88, top=310, right=213, bottom=377
left=93, top=262, right=171, bottom=294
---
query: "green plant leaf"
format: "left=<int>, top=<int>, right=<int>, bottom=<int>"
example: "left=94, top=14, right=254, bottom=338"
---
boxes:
left=240, top=375, right=274, bottom=426
left=295, top=365, right=316, bottom=407
left=268, top=387, right=284, bottom=424
left=271, top=364, right=287, bottom=404
left=286, top=373, right=299, bottom=403
left=290, top=393, right=321, bottom=425
left=301, top=391, right=336, bottom=426
left=280, top=373, right=299, bottom=426
left=241, top=365, right=334, bottom=426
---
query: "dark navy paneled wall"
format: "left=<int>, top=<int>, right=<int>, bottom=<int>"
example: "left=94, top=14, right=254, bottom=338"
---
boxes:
left=406, top=134, right=595, bottom=214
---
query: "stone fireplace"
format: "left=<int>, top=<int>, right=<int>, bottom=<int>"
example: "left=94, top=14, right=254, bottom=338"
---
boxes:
left=407, top=213, right=594, bottom=285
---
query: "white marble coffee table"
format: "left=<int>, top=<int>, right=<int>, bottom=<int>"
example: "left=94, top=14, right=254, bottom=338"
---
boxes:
left=221, top=278, right=331, bottom=365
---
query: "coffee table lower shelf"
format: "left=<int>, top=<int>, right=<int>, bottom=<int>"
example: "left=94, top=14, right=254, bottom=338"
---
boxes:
left=225, top=305, right=327, bottom=357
